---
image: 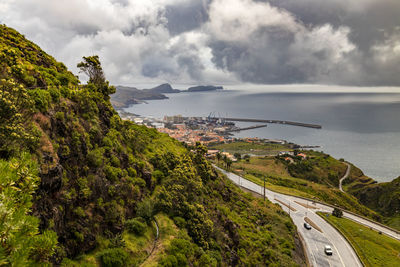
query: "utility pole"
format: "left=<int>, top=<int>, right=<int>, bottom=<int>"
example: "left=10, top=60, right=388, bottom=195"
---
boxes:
left=263, top=177, right=266, bottom=201
left=289, top=202, right=291, bottom=216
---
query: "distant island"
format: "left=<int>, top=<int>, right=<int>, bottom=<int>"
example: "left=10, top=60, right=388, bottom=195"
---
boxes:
left=143, top=83, right=181, bottom=94
left=111, top=83, right=224, bottom=108
left=187, top=85, right=223, bottom=92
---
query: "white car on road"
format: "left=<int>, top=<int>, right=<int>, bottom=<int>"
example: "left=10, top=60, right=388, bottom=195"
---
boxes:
left=324, top=245, right=333, bottom=256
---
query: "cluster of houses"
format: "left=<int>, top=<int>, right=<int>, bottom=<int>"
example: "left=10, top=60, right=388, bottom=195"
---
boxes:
left=278, top=151, right=307, bottom=163
left=158, top=125, right=227, bottom=145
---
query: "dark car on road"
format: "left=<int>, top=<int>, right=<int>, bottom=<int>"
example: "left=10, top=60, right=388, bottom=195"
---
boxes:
left=304, top=222, right=312, bottom=230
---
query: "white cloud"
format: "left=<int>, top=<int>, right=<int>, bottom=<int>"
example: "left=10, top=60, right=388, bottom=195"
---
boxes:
left=207, top=0, right=299, bottom=42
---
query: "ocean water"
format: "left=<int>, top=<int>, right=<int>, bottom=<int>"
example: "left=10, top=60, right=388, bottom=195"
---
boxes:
left=125, top=90, right=400, bottom=182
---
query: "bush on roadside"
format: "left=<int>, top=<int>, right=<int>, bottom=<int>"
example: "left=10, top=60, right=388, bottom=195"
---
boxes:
left=332, top=207, right=343, bottom=218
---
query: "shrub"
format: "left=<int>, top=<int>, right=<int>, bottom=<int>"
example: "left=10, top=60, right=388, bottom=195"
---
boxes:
left=102, top=136, right=113, bottom=147
left=136, top=199, right=154, bottom=223
left=159, top=255, right=178, bottom=267
left=48, top=87, right=61, bottom=102
left=110, top=155, right=120, bottom=167
left=109, top=234, right=125, bottom=248
left=98, top=248, right=128, bottom=267
left=173, top=216, right=186, bottom=228
left=73, top=207, right=85, bottom=217
left=125, top=218, right=146, bottom=235
left=104, top=165, right=122, bottom=182
left=104, top=201, right=124, bottom=225
left=133, top=177, right=146, bottom=188
left=234, top=153, right=241, bottom=160
left=152, top=170, right=164, bottom=183
left=55, top=111, right=65, bottom=121
left=127, top=167, right=137, bottom=177
left=198, top=253, right=218, bottom=267
left=87, top=148, right=103, bottom=168
left=28, top=89, right=51, bottom=112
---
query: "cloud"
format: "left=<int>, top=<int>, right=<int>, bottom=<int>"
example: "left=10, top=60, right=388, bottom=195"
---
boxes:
left=0, top=0, right=399, bottom=86
left=206, top=0, right=357, bottom=84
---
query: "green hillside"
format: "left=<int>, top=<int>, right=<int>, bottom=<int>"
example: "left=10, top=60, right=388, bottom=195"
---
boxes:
left=0, top=24, right=304, bottom=266
left=343, top=166, right=400, bottom=229
left=211, top=143, right=380, bottom=220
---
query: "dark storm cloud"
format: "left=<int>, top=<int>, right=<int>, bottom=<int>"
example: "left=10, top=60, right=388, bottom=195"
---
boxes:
left=265, top=0, right=400, bottom=52
left=206, top=0, right=400, bottom=86
left=1, top=0, right=399, bottom=86
left=209, top=28, right=308, bottom=84
left=165, top=0, right=210, bottom=35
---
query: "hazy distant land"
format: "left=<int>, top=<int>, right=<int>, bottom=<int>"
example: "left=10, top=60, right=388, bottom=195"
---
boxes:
left=111, top=83, right=223, bottom=108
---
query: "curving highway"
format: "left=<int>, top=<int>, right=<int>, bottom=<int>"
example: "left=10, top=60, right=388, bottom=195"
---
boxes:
left=214, top=165, right=362, bottom=267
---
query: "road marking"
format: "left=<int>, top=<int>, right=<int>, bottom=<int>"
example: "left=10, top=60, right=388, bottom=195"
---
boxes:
left=274, top=198, right=297, bottom=211
left=295, top=200, right=318, bottom=209
left=304, top=217, right=323, bottom=233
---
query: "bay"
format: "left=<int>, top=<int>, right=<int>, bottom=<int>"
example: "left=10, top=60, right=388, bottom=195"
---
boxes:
left=125, top=89, right=400, bottom=182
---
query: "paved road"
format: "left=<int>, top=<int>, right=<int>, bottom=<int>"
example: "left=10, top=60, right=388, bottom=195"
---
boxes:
left=339, top=163, right=351, bottom=192
left=215, top=166, right=362, bottom=267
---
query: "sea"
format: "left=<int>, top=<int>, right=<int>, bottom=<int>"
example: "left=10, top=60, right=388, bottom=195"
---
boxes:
left=124, top=88, right=400, bottom=182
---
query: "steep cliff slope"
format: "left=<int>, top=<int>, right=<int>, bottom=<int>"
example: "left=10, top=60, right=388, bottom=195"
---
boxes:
left=0, top=25, right=304, bottom=266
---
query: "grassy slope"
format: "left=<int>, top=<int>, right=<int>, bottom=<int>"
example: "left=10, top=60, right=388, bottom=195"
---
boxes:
left=318, top=212, right=400, bottom=267
left=212, top=143, right=379, bottom=219
left=141, top=214, right=180, bottom=266
left=210, top=141, right=291, bottom=156
left=65, top=215, right=172, bottom=267
left=343, top=164, right=400, bottom=230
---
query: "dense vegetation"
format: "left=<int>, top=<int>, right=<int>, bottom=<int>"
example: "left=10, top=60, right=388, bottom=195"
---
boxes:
left=343, top=166, right=400, bottom=229
left=0, top=24, right=304, bottom=265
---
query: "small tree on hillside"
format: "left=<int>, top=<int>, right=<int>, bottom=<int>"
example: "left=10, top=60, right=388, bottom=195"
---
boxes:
left=226, top=159, right=233, bottom=169
left=216, top=152, right=221, bottom=163
left=77, top=55, right=115, bottom=97
left=222, top=154, right=228, bottom=167
left=234, top=153, right=241, bottom=161
left=77, top=55, right=105, bottom=86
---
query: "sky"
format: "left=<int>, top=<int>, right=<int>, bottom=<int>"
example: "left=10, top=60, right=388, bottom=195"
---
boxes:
left=1, top=0, right=400, bottom=88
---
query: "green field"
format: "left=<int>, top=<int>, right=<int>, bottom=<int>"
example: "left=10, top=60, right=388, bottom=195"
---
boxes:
left=318, top=212, right=400, bottom=267
left=209, top=141, right=291, bottom=155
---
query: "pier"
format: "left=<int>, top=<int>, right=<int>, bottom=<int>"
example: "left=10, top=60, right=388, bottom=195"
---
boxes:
left=225, top=124, right=267, bottom=133
left=223, top=117, right=322, bottom=129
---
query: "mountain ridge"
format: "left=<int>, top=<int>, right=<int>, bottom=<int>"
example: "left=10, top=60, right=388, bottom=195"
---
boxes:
left=111, top=83, right=223, bottom=109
